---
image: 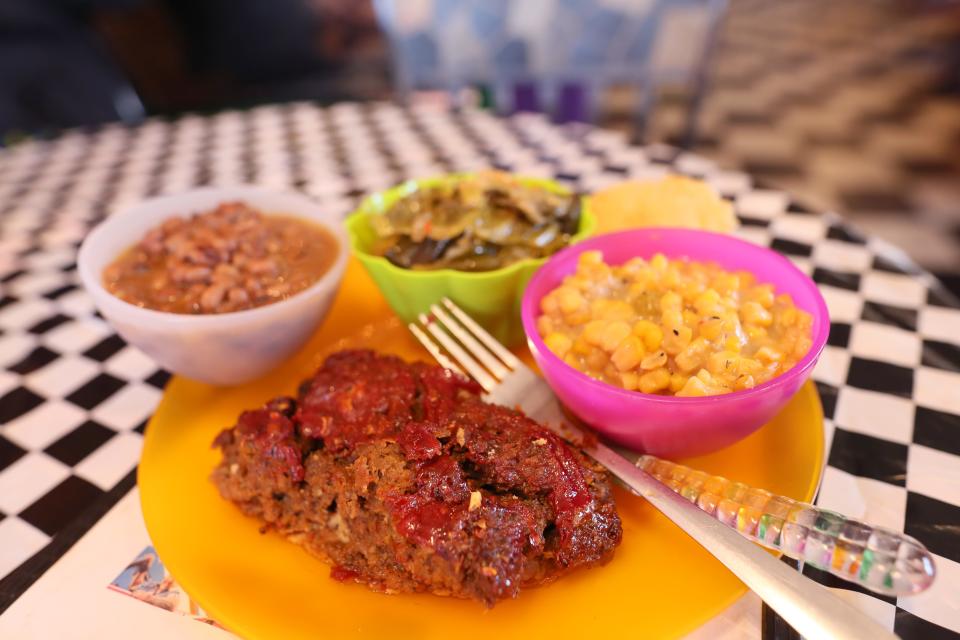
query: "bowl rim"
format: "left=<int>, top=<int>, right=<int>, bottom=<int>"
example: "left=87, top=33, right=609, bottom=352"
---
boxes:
left=521, top=227, right=831, bottom=405
left=77, top=185, right=350, bottom=327
left=344, top=173, right=596, bottom=281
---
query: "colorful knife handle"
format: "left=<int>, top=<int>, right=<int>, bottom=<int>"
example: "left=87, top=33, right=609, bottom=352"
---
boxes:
left=637, top=455, right=936, bottom=596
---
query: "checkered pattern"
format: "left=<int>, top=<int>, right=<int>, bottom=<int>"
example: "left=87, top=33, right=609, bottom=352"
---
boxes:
left=642, top=0, right=960, bottom=275
left=0, top=102, right=958, bottom=637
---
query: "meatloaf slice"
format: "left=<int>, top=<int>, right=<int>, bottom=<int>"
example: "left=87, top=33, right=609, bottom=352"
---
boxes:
left=212, top=349, right=621, bottom=606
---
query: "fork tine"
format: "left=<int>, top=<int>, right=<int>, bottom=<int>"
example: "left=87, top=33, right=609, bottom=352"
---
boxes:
left=441, top=297, right=521, bottom=369
left=419, top=313, right=497, bottom=392
left=429, top=303, right=509, bottom=381
left=408, top=323, right=464, bottom=376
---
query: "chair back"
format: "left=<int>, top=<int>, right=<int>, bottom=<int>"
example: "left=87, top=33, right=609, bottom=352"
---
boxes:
left=373, top=0, right=727, bottom=124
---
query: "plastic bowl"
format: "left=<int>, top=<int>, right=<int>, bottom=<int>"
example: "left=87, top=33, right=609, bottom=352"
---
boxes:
left=521, top=228, right=830, bottom=457
left=78, top=186, right=349, bottom=386
left=346, top=174, right=595, bottom=346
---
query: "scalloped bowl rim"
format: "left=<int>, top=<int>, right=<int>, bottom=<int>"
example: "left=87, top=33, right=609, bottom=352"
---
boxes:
left=521, top=228, right=830, bottom=405
left=345, top=174, right=595, bottom=281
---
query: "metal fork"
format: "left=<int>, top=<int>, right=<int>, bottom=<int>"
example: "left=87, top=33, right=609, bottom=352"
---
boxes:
left=410, top=298, right=916, bottom=640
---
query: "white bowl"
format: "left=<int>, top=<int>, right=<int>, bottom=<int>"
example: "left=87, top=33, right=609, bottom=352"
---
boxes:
left=78, top=186, right=349, bottom=386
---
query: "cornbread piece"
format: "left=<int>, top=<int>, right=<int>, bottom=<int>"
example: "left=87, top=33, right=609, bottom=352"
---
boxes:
left=590, top=176, right=738, bottom=234
left=212, top=350, right=621, bottom=606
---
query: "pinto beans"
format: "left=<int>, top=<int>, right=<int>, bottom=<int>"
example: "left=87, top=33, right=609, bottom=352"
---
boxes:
left=102, top=202, right=339, bottom=314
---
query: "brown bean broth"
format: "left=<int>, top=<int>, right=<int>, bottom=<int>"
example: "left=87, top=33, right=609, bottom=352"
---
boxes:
left=103, top=203, right=338, bottom=314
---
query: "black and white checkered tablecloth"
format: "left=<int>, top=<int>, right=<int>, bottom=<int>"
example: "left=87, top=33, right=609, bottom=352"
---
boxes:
left=0, top=102, right=957, bottom=637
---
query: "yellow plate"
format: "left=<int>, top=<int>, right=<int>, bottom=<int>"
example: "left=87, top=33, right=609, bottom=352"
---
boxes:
left=139, top=257, right=824, bottom=640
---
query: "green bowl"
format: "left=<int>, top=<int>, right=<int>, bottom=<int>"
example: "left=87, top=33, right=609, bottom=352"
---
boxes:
left=345, top=174, right=596, bottom=346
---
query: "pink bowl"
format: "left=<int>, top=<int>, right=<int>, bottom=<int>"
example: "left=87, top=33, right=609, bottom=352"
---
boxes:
left=521, top=228, right=830, bottom=457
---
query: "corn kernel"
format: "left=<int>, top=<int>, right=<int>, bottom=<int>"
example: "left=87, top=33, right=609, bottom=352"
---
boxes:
left=663, top=269, right=681, bottom=290
left=675, top=337, right=709, bottom=373
left=633, top=319, right=656, bottom=340
left=749, top=284, right=775, bottom=308
left=694, top=289, right=721, bottom=316
left=541, top=292, right=559, bottom=315
left=579, top=250, right=603, bottom=266
left=738, top=358, right=763, bottom=376
left=676, top=376, right=709, bottom=397
left=686, top=335, right=710, bottom=353
left=661, top=309, right=685, bottom=332
left=582, top=320, right=608, bottom=346
left=714, top=273, right=740, bottom=294
left=707, top=351, right=739, bottom=375
left=779, top=331, right=798, bottom=355
left=620, top=371, right=639, bottom=391
left=557, top=287, right=585, bottom=315
left=567, top=275, right=590, bottom=292
left=742, top=301, right=773, bottom=327
left=700, top=317, right=723, bottom=341
left=755, top=345, right=783, bottom=364
left=627, top=281, right=650, bottom=298
left=600, top=321, right=632, bottom=353
left=724, top=334, right=744, bottom=352
left=591, top=299, right=633, bottom=322
left=572, top=337, right=592, bottom=356
left=669, top=373, right=687, bottom=393
left=621, top=257, right=647, bottom=273
left=639, top=367, right=670, bottom=393
left=585, top=348, right=609, bottom=371
left=545, top=333, right=573, bottom=358
left=641, top=324, right=663, bottom=351
left=536, top=315, right=554, bottom=336
left=662, top=325, right=693, bottom=355
left=660, top=290, right=682, bottom=312
left=675, top=352, right=700, bottom=373
left=612, top=336, right=645, bottom=371
left=603, top=363, right=618, bottom=381
left=779, top=306, right=798, bottom=327
left=640, top=350, right=668, bottom=370
left=650, top=253, right=668, bottom=271
left=745, top=325, right=767, bottom=342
